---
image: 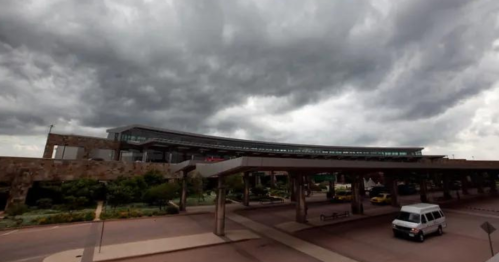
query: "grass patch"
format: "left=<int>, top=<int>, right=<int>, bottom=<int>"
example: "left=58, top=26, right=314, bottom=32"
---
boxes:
left=100, top=203, right=178, bottom=220
left=0, top=207, right=96, bottom=229
left=173, top=193, right=218, bottom=206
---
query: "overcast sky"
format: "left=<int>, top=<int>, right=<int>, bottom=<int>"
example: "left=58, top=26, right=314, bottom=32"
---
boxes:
left=1, top=0, right=498, bottom=159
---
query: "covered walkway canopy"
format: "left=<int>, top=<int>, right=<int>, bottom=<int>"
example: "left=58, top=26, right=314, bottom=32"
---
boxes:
left=195, top=157, right=499, bottom=178
left=191, top=157, right=499, bottom=236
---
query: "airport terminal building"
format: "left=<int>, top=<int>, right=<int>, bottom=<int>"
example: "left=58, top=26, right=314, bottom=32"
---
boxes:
left=43, top=124, right=444, bottom=163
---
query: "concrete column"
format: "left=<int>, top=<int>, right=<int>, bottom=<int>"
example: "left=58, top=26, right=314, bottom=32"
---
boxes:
left=243, top=172, right=250, bottom=206
left=296, top=174, right=307, bottom=223
left=419, top=176, right=429, bottom=203
left=489, top=172, right=497, bottom=193
left=442, top=173, right=452, bottom=199
left=359, top=175, right=366, bottom=197
left=5, top=169, right=33, bottom=210
left=476, top=172, right=485, bottom=194
left=351, top=174, right=363, bottom=215
left=290, top=175, right=296, bottom=202
left=214, top=176, right=226, bottom=236
left=179, top=171, right=187, bottom=211
left=328, top=180, right=335, bottom=199
left=270, top=171, right=276, bottom=188
left=461, top=173, right=469, bottom=195
left=388, top=175, right=399, bottom=207
left=306, top=176, right=312, bottom=197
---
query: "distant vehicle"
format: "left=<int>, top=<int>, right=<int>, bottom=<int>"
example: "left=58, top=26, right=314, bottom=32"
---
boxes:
left=371, top=193, right=391, bottom=205
left=398, top=184, right=417, bottom=195
left=369, top=186, right=389, bottom=198
left=331, top=191, right=352, bottom=202
left=88, top=158, right=104, bottom=161
left=392, top=203, right=446, bottom=242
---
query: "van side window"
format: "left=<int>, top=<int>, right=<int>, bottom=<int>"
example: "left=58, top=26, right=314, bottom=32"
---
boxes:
left=432, top=211, right=442, bottom=219
left=426, top=213, right=435, bottom=221
left=422, top=215, right=427, bottom=224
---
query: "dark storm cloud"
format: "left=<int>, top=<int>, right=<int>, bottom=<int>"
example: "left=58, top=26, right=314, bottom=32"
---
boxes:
left=0, top=0, right=497, bottom=148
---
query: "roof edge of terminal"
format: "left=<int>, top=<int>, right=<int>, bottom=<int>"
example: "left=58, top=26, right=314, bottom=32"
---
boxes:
left=107, top=124, right=425, bottom=151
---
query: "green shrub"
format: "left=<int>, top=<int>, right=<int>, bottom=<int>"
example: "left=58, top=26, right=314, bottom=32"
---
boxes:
left=166, top=206, right=179, bottom=214
left=37, top=212, right=95, bottom=225
left=6, top=204, right=29, bottom=217
left=36, top=198, right=53, bottom=209
left=84, top=212, right=95, bottom=221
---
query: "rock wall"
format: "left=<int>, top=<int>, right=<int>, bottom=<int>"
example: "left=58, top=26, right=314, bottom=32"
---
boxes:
left=0, top=157, right=171, bottom=183
left=0, top=157, right=172, bottom=209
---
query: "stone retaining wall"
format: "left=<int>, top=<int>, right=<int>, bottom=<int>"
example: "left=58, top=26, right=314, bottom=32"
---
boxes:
left=0, top=157, right=172, bottom=209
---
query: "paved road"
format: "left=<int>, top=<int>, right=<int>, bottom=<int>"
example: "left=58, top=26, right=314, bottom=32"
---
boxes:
left=1, top=193, right=497, bottom=262
left=295, top=211, right=499, bottom=262
left=0, top=214, right=243, bottom=262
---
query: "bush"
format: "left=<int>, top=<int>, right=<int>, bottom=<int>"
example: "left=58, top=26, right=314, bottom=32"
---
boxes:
left=37, top=212, right=95, bottom=225
left=251, top=185, right=269, bottom=198
left=143, top=183, right=180, bottom=209
left=36, top=198, right=53, bottom=209
left=6, top=204, right=29, bottom=217
left=166, top=206, right=179, bottom=214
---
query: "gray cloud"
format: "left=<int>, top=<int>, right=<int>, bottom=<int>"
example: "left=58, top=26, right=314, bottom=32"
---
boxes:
left=0, top=0, right=498, bottom=150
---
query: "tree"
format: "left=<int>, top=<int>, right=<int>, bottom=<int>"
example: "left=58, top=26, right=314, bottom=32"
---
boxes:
left=251, top=185, right=269, bottom=198
left=143, top=170, right=165, bottom=187
left=108, top=176, right=148, bottom=202
left=64, top=196, right=88, bottom=213
left=6, top=203, right=28, bottom=218
left=188, top=172, right=205, bottom=202
left=107, top=183, right=134, bottom=208
left=143, top=183, right=180, bottom=210
left=61, top=178, right=105, bottom=205
left=225, top=174, right=244, bottom=195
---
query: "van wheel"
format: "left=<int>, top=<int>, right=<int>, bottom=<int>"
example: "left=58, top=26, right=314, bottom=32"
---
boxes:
left=437, top=226, right=443, bottom=236
left=418, top=233, right=425, bottom=242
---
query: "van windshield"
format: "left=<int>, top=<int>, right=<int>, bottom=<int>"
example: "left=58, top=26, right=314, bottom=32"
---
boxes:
left=397, top=212, right=420, bottom=223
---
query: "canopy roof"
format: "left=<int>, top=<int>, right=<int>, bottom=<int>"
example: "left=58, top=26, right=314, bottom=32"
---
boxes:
left=194, top=157, right=499, bottom=177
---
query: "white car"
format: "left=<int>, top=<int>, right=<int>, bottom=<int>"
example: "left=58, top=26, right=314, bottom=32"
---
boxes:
left=392, top=203, right=447, bottom=242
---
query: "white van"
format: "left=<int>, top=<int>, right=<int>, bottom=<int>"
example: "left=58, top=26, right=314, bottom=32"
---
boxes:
left=392, top=203, right=447, bottom=242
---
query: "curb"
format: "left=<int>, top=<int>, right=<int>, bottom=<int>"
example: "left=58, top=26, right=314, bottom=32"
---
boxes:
left=0, top=211, right=210, bottom=232
left=92, top=237, right=253, bottom=262
left=293, top=211, right=398, bottom=233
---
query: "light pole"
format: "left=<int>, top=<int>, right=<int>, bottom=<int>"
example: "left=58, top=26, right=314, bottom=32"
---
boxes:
left=48, top=124, right=54, bottom=134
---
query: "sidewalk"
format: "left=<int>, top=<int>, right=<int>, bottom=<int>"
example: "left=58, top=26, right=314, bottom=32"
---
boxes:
left=227, top=213, right=358, bottom=262
left=43, top=230, right=259, bottom=262
left=276, top=206, right=397, bottom=233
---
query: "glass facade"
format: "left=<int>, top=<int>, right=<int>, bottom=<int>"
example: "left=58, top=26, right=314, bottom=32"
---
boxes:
left=113, top=127, right=424, bottom=158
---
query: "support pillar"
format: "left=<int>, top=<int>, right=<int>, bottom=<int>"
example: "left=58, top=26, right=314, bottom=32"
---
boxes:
left=243, top=172, right=250, bottom=206
left=214, top=176, right=226, bottom=236
left=179, top=171, right=187, bottom=211
left=442, top=173, right=452, bottom=199
left=351, top=174, right=363, bottom=215
left=359, top=176, right=366, bottom=197
left=476, top=172, right=485, bottom=194
left=270, top=171, right=276, bottom=188
left=489, top=172, right=497, bottom=194
left=5, top=169, right=33, bottom=210
left=388, top=175, right=399, bottom=207
left=295, top=174, right=307, bottom=223
left=306, top=176, right=312, bottom=197
left=290, top=175, right=296, bottom=202
left=461, top=173, right=469, bottom=195
left=255, top=173, right=261, bottom=186
left=328, top=180, right=335, bottom=199
left=419, top=176, right=429, bottom=203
